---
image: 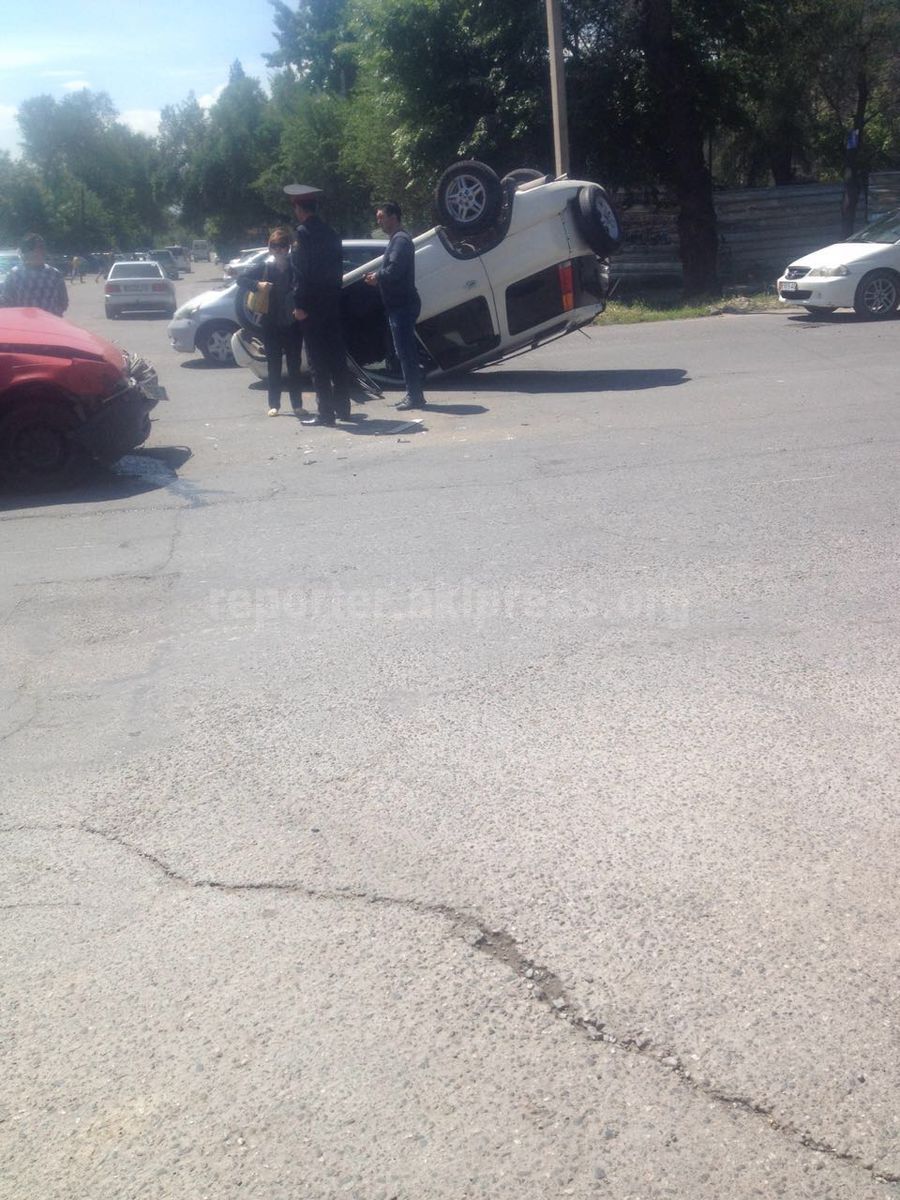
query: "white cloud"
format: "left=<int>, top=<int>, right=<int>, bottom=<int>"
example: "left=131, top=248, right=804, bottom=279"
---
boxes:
left=0, top=49, right=49, bottom=70
left=197, top=84, right=226, bottom=110
left=121, top=109, right=161, bottom=138
left=62, top=80, right=92, bottom=92
left=0, top=106, right=20, bottom=158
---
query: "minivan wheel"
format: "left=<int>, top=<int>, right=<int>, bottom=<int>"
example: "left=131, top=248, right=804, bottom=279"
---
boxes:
left=435, top=160, right=503, bottom=234
left=853, top=270, right=899, bottom=319
left=197, top=321, right=238, bottom=365
left=573, top=184, right=624, bottom=256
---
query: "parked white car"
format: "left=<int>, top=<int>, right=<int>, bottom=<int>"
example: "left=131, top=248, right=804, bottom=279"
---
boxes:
left=167, top=240, right=385, bottom=365
left=777, top=208, right=900, bottom=318
left=166, top=245, right=191, bottom=274
left=231, top=161, right=619, bottom=388
left=104, top=260, right=176, bottom=319
left=223, top=247, right=267, bottom=281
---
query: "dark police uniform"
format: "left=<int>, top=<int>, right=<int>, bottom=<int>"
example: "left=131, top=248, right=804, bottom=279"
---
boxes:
left=291, top=214, right=352, bottom=423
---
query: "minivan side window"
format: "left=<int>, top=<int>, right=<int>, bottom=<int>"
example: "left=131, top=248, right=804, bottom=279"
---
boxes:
left=416, top=297, right=499, bottom=370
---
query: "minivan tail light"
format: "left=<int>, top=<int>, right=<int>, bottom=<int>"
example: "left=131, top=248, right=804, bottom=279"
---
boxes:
left=558, top=261, right=574, bottom=311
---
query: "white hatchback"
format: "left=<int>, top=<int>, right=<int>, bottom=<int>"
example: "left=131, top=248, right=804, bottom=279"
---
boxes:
left=777, top=209, right=900, bottom=318
left=167, top=240, right=386, bottom=365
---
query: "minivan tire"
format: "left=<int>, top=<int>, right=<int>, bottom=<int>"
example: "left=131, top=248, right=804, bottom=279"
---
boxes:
left=573, top=184, right=624, bottom=257
left=435, top=161, right=504, bottom=234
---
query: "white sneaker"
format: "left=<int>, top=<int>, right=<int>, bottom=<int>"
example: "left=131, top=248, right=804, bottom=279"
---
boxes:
left=267, top=407, right=279, bottom=417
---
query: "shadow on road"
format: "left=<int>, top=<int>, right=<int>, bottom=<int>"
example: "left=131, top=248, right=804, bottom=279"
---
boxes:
left=0, top=446, right=193, bottom=513
left=786, top=310, right=892, bottom=325
left=445, top=368, right=689, bottom=394
left=337, top=416, right=429, bottom=437
left=180, top=358, right=236, bottom=370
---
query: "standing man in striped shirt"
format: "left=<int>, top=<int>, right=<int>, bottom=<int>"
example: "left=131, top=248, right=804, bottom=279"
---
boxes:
left=0, top=234, right=69, bottom=317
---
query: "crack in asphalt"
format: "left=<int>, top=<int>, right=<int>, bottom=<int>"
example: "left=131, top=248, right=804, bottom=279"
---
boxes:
left=0, top=480, right=288, bottom=524
left=2, top=818, right=898, bottom=1189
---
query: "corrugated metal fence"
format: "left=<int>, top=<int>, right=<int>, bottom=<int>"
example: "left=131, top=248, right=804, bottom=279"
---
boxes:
left=612, top=171, right=900, bottom=288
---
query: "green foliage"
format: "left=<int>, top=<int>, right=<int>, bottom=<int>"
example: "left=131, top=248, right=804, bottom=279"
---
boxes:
left=260, top=76, right=370, bottom=232
left=351, top=0, right=551, bottom=186
left=267, top=0, right=358, bottom=94
left=0, top=154, right=49, bottom=244
left=201, top=63, right=282, bottom=246
left=11, top=89, right=165, bottom=250
left=157, top=94, right=211, bottom=230
left=5, top=0, right=900, bottom=263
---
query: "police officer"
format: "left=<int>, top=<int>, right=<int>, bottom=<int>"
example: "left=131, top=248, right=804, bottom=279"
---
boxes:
left=285, top=184, right=353, bottom=427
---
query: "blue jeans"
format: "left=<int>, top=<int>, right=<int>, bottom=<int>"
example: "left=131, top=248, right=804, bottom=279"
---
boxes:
left=387, top=298, right=424, bottom=404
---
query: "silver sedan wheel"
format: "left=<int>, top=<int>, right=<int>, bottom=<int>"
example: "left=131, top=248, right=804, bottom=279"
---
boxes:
left=854, top=271, right=899, bottom=319
left=200, top=324, right=236, bottom=364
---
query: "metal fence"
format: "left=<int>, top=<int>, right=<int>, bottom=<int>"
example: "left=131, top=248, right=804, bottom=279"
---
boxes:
left=611, top=171, right=900, bottom=289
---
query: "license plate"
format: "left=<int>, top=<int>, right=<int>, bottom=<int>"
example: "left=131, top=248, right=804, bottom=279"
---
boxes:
left=124, top=283, right=146, bottom=292
left=780, top=280, right=798, bottom=293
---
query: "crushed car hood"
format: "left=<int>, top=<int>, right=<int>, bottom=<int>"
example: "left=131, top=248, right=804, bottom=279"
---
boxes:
left=0, top=307, right=124, bottom=369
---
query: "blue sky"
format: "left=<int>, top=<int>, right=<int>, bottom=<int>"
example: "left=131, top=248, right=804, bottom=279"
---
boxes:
left=0, top=0, right=279, bottom=157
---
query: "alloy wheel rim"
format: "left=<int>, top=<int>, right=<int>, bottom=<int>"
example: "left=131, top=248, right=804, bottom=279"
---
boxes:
left=208, top=331, right=232, bottom=361
left=865, top=277, right=896, bottom=314
left=446, top=176, right=487, bottom=224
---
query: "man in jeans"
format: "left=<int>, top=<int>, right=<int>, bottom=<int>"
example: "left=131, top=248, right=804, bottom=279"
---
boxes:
left=365, top=202, right=425, bottom=411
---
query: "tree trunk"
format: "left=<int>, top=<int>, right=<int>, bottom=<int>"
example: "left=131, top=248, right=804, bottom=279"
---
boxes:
left=841, top=70, right=868, bottom=238
left=640, top=0, right=719, bottom=296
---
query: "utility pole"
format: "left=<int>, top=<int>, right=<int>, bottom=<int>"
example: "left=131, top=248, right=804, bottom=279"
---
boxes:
left=545, top=0, right=570, bottom=177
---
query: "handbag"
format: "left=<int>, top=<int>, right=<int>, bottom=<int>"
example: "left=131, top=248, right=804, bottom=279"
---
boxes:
left=247, top=281, right=271, bottom=315
left=247, top=261, right=271, bottom=314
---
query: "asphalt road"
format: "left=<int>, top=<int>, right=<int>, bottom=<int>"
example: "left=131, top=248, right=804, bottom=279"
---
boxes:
left=2, top=266, right=899, bottom=1199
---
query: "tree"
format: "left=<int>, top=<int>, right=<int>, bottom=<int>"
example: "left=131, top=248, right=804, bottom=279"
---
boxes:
left=351, top=0, right=551, bottom=187
left=813, top=0, right=900, bottom=233
left=266, top=0, right=359, bottom=94
left=634, top=0, right=720, bottom=294
left=157, top=94, right=211, bottom=232
left=197, top=62, right=282, bottom=247
left=15, top=89, right=165, bottom=248
left=0, top=154, right=49, bottom=245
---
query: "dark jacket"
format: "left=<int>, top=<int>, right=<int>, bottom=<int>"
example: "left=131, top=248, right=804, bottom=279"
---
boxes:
left=375, top=229, right=419, bottom=310
left=291, top=215, right=343, bottom=312
left=235, top=256, right=296, bottom=329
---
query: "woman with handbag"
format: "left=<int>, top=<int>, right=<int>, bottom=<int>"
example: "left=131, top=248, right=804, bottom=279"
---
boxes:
left=236, top=228, right=304, bottom=416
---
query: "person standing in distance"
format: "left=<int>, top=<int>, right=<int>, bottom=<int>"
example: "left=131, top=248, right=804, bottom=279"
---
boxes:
left=235, top=227, right=304, bottom=417
left=285, top=184, right=353, bottom=428
left=0, top=233, right=68, bottom=316
left=364, top=202, right=425, bottom=411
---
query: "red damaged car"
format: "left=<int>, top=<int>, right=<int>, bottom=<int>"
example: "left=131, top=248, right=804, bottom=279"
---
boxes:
left=0, top=307, right=165, bottom=489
